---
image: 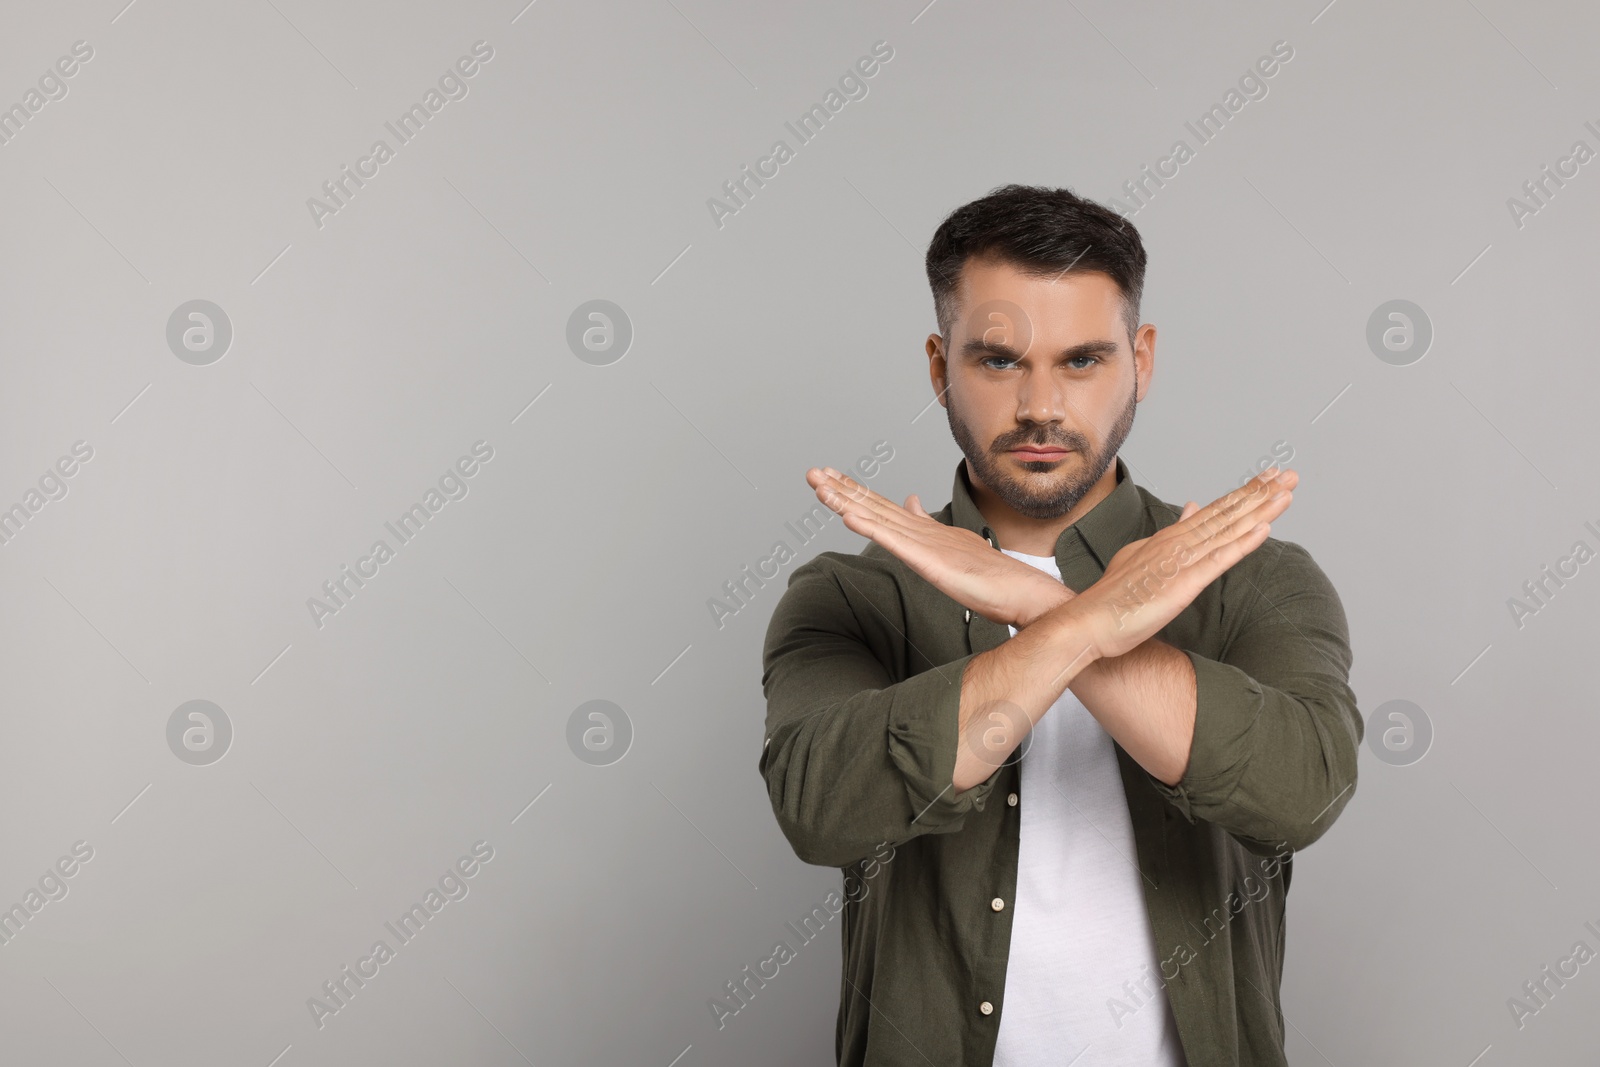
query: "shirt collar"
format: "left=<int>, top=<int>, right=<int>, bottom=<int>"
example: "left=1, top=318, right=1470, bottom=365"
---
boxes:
left=946, top=454, right=1146, bottom=576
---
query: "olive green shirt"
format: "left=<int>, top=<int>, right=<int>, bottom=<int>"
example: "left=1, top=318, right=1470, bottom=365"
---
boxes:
left=759, top=455, right=1361, bottom=1066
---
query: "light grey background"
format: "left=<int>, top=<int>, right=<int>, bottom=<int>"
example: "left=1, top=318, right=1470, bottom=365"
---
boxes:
left=0, top=0, right=1595, bottom=1063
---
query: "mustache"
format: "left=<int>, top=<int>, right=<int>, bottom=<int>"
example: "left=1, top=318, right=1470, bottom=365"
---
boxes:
left=993, top=429, right=1086, bottom=451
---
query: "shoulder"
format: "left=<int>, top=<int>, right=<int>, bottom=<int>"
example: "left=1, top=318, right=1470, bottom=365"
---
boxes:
left=766, top=536, right=905, bottom=631
left=784, top=536, right=905, bottom=587
left=766, top=504, right=955, bottom=640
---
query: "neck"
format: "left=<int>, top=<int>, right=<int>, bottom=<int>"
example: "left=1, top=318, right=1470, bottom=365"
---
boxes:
left=969, top=458, right=1120, bottom=556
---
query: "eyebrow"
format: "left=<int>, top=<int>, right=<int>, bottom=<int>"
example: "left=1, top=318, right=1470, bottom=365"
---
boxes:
left=960, top=337, right=1121, bottom=362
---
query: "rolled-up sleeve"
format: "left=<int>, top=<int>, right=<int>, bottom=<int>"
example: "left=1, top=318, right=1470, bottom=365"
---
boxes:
left=1146, top=539, right=1362, bottom=852
left=760, top=555, right=999, bottom=868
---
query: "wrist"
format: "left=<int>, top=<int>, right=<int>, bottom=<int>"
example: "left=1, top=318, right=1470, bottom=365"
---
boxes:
left=1014, top=583, right=1075, bottom=629
left=1038, top=598, right=1103, bottom=679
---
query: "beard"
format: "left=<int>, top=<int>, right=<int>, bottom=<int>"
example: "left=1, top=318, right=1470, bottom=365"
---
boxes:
left=947, top=382, right=1137, bottom=521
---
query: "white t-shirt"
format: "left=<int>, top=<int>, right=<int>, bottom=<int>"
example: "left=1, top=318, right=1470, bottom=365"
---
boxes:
left=991, top=548, right=1188, bottom=1067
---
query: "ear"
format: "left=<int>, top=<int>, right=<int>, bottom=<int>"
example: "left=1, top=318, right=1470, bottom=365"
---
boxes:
left=926, top=333, right=949, bottom=408
left=1133, top=322, right=1157, bottom=403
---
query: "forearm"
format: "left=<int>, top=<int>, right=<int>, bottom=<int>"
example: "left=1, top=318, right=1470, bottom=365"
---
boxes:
left=1016, top=584, right=1199, bottom=786
left=953, top=601, right=1101, bottom=793
left=763, top=649, right=986, bottom=867
left=1068, top=637, right=1197, bottom=786
left=1145, top=649, right=1361, bottom=850
left=1077, top=541, right=1361, bottom=852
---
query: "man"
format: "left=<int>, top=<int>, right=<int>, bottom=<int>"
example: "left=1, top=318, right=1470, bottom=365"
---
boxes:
left=759, top=184, right=1361, bottom=1066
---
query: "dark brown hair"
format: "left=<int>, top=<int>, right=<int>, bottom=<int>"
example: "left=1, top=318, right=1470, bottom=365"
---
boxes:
left=925, top=184, right=1147, bottom=344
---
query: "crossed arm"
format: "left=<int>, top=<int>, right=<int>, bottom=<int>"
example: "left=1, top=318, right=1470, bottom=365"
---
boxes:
left=1068, top=636, right=1200, bottom=786
left=806, top=465, right=1297, bottom=793
left=762, top=463, right=1361, bottom=865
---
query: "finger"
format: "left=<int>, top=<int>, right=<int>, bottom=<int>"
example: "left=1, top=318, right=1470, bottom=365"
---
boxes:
left=814, top=467, right=883, bottom=508
left=820, top=481, right=916, bottom=552
left=1148, top=481, right=1290, bottom=577
left=1175, top=468, right=1296, bottom=542
left=836, top=507, right=884, bottom=540
left=1193, top=468, right=1289, bottom=524
left=1156, top=512, right=1278, bottom=607
left=1179, top=501, right=1198, bottom=521
left=806, top=466, right=851, bottom=496
left=1200, top=518, right=1274, bottom=574
left=811, top=468, right=881, bottom=517
left=819, top=471, right=994, bottom=573
left=817, top=468, right=927, bottom=532
left=817, top=477, right=966, bottom=568
left=823, top=468, right=897, bottom=510
left=1202, top=473, right=1281, bottom=525
left=1185, top=486, right=1293, bottom=559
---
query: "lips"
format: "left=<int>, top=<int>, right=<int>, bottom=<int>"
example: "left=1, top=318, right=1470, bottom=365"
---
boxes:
left=1010, top=447, right=1071, bottom=461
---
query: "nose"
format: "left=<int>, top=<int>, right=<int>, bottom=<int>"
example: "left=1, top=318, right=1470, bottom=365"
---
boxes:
left=1015, top=371, right=1069, bottom=427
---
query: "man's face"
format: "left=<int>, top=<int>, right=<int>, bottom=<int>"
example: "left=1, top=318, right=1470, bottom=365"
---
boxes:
left=930, top=256, right=1153, bottom=521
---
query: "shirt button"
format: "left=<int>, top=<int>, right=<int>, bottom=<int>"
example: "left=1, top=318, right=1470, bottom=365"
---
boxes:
left=991, top=897, right=1005, bottom=912
left=979, top=1001, right=994, bottom=1015
left=1007, top=793, right=1018, bottom=807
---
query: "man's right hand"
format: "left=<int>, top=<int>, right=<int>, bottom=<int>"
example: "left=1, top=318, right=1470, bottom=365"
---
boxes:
left=1053, top=467, right=1298, bottom=664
